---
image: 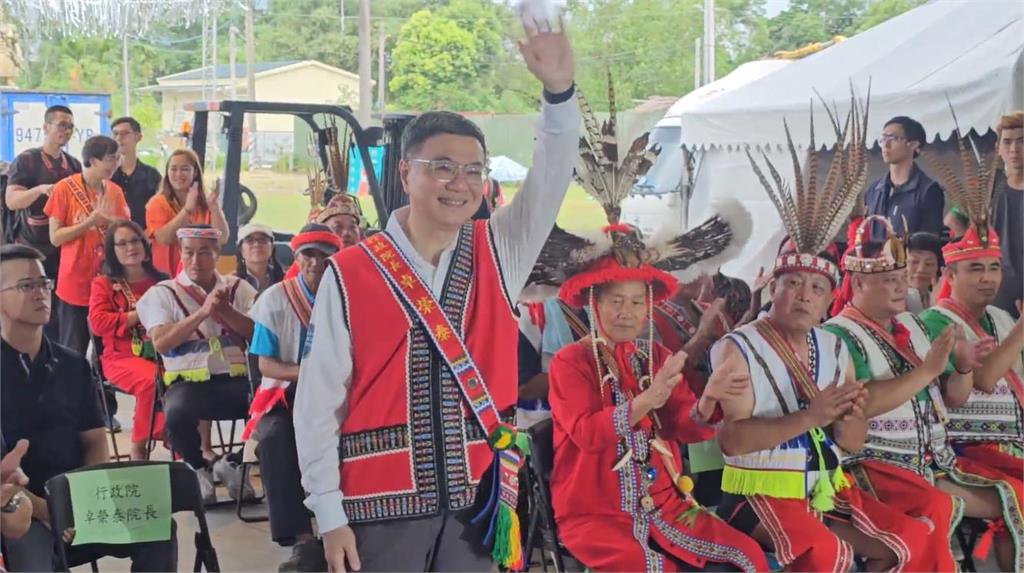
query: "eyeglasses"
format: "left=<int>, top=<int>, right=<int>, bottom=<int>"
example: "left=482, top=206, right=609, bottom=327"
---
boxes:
left=878, top=133, right=908, bottom=145
left=242, top=236, right=272, bottom=246
left=408, top=159, right=489, bottom=187
left=0, top=278, right=54, bottom=294
left=49, top=121, right=75, bottom=131
left=114, top=237, right=144, bottom=248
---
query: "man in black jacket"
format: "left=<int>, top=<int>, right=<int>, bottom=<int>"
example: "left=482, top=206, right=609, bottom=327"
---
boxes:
left=864, top=116, right=945, bottom=236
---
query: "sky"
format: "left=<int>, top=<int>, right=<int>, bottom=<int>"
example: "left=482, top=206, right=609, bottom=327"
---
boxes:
left=765, top=0, right=790, bottom=18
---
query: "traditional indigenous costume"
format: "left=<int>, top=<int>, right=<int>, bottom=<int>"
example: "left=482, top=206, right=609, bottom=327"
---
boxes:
left=530, top=79, right=763, bottom=572
left=88, top=272, right=163, bottom=447
left=919, top=129, right=1024, bottom=567
left=294, top=87, right=580, bottom=571
left=823, top=216, right=965, bottom=571
left=715, top=95, right=939, bottom=572
left=243, top=225, right=342, bottom=549
left=136, top=226, right=257, bottom=471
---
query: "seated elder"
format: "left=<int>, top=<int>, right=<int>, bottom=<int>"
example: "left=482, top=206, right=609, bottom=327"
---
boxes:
left=88, top=221, right=167, bottom=460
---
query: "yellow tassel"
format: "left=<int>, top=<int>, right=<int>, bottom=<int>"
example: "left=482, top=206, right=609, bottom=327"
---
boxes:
left=722, top=466, right=806, bottom=499
left=832, top=468, right=851, bottom=492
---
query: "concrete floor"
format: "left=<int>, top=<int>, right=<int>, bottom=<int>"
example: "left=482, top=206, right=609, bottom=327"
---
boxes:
left=77, top=394, right=292, bottom=572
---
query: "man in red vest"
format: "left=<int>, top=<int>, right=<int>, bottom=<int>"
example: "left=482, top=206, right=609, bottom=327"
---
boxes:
left=294, top=18, right=578, bottom=573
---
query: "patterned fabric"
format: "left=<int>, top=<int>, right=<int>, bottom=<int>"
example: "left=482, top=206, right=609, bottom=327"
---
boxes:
left=928, top=304, right=1024, bottom=445
left=716, top=322, right=849, bottom=498
left=175, top=226, right=222, bottom=241
left=826, top=311, right=956, bottom=476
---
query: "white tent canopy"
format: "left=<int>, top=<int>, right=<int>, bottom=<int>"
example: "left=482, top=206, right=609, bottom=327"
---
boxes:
left=682, top=0, right=1023, bottom=151
left=680, top=0, right=1023, bottom=281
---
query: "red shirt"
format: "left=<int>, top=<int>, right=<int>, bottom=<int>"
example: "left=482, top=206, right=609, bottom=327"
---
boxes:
left=88, top=275, right=159, bottom=358
left=548, top=340, right=712, bottom=522
left=43, top=175, right=129, bottom=306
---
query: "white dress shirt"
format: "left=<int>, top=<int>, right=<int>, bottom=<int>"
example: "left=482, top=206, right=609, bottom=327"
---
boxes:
left=294, top=98, right=580, bottom=534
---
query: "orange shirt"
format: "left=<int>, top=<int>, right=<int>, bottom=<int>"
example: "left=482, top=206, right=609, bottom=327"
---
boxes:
left=43, top=175, right=130, bottom=306
left=145, top=193, right=210, bottom=275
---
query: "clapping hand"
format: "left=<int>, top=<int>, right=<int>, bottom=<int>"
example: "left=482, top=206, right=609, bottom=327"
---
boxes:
left=642, top=351, right=687, bottom=410
left=806, top=382, right=862, bottom=427
left=517, top=6, right=574, bottom=94
left=184, top=183, right=201, bottom=213
left=951, top=325, right=996, bottom=373
left=923, top=326, right=956, bottom=377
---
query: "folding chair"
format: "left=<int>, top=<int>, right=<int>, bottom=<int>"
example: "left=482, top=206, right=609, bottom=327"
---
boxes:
left=522, top=419, right=583, bottom=573
left=89, top=334, right=130, bottom=462
left=44, top=460, right=221, bottom=572
left=235, top=353, right=268, bottom=523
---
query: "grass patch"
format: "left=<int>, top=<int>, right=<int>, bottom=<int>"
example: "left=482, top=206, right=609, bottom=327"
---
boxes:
left=239, top=170, right=606, bottom=233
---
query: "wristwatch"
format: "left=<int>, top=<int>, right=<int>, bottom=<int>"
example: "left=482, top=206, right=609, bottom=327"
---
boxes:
left=1, top=490, right=27, bottom=513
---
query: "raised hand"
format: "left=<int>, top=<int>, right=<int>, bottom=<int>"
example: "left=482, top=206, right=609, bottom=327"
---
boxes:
left=841, top=384, right=869, bottom=422
left=703, top=371, right=750, bottom=403
left=951, top=325, right=995, bottom=373
left=696, top=298, right=728, bottom=339
left=517, top=14, right=574, bottom=94
left=923, top=326, right=956, bottom=377
left=1, top=439, right=29, bottom=485
left=207, top=180, right=222, bottom=210
left=185, top=183, right=201, bottom=214
left=806, top=382, right=861, bottom=427
left=89, top=194, right=114, bottom=227
left=644, top=351, right=687, bottom=409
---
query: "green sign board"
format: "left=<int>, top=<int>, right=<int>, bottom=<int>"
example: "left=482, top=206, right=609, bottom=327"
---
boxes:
left=66, top=465, right=173, bottom=546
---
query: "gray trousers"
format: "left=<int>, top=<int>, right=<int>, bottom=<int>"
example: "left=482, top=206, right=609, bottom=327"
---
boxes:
left=351, top=508, right=492, bottom=572
left=3, top=518, right=177, bottom=572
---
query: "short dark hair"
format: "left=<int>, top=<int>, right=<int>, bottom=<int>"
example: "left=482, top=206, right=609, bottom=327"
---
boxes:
left=44, top=105, right=73, bottom=123
left=907, top=232, right=943, bottom=264
left=401, top=112, right=487, bottom=159
left=81, top=135, right=119, bottom=168
left=111, top=116, right=142, bottom=134
left=0, top=244, right=45, bottom=263
left=885, top=116, right=927, bottom=156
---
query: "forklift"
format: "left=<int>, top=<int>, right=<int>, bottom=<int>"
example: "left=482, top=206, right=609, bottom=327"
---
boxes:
left=183, top=99, right=414, bottom=267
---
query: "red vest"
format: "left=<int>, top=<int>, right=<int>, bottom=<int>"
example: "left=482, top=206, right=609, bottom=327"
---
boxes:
left=331, top=220, right=518, bottom=523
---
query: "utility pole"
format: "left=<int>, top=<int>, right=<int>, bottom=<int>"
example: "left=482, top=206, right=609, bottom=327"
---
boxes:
left=121, top=29, right=130, bottom=114
left=377, top=26, right=387, bottom=114
left=229, top=26, right=238, bottom=100
left=703, top=0, right=716, bottom=85
left=357, top=0, right=371, bottom=125
left=693, top=37, right=701, bottom=90
left=245, top=0, right=258, bottom=168
left=211, top=7, right=218, bottom=100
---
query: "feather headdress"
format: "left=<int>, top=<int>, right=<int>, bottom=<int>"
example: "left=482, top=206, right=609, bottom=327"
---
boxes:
left=926, top=102, right=1001, bottom=288
left=527, top=73, right=752, bottom=306
left=922, top=99, right=1001, bottom=261
left=748, top=86, right=872, bottom=286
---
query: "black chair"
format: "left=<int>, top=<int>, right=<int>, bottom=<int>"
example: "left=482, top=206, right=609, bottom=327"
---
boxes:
left=955, top=517, right=987, bottom=572
left=522, top=419, right=583, bottom=572
left=235, top=353, right=268, bottom=523
left=44, top=460, right=220, bottom=572
left=88, top=334, right=130, bottom=462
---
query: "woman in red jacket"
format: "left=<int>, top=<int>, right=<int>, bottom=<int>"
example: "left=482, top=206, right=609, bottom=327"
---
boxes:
left=88, top=220, right=167, bottom=459
left=546, top=225, right=767, bottom=572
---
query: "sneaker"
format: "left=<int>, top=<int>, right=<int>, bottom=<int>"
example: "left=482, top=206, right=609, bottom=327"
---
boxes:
left=213, top=455, right=256, bottom=501
left=195, top=467, right=217, bottom=505
left=278, top=539, right=326, bottom=572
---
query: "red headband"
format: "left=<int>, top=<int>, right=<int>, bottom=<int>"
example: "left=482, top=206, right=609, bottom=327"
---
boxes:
left=289, top=231, right=343, bottom=253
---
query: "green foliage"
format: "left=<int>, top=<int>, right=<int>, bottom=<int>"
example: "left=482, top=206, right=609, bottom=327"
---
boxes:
left=10, top=0, right=928, bottom=122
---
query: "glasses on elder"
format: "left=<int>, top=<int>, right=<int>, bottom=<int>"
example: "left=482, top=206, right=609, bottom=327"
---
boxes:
left=243, top=235, right=273, bottom=246
left=0, top=278, right=54, bottom=294
left=408, top=159, right=489, bottom=187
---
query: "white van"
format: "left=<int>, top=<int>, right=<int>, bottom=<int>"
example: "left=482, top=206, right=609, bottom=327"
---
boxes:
left=620, top=60, right=792, bottom=238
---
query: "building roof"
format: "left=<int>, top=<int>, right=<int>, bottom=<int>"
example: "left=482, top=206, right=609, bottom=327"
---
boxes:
left=158, top=61, right=301, bottom=82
